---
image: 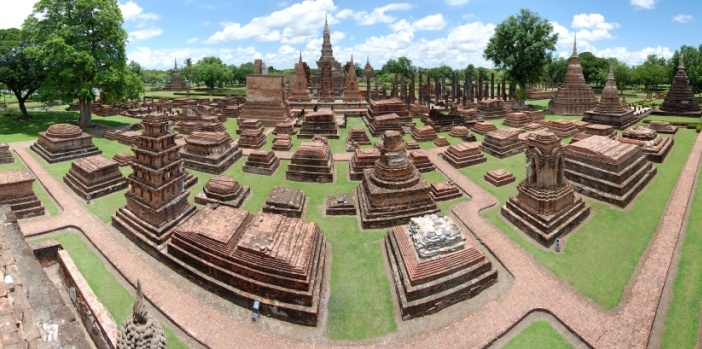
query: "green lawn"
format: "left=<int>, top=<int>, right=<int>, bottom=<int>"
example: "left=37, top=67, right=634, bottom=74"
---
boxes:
left=31, top=232, right=187, bottom=348
left=660, top=155, right=702, bottom=349
left=459, top=128, right=697, bottom=308
left=0, top=152, right=59, bottom=216
left=0, top=111, right=141, bottom=143
left=501, top=321, right=573, bottom=349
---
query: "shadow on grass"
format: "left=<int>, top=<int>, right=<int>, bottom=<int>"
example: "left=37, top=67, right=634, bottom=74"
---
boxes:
left=0, top=111, right=79, bottom=143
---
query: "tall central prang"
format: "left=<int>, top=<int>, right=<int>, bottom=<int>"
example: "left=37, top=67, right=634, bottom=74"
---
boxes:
left=311, top=15, right=345, bottom=99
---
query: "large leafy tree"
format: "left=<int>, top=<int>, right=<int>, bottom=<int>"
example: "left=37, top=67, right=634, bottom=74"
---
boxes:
left=24, top=0, right=143, bottom=127
left=668, top=45, right=702, bottom=94
left=381, top=56, right=414, bottom=78
left=634, top=55, right=669, bottom=92
left=232, top=62, right=254, bottom=85
left=0, top=28, right=46, bottom=120
left=193, top=56, right=233, bottom=90
left=484, top=8, right=558, bottom=104
left=578, top=51, right=608, bottom=86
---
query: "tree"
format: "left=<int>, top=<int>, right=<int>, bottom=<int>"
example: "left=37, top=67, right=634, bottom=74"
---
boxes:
left=633, top=57, right=668, bottom=92
left=193, top=56, right=233, bottom=90
left=578, top=51, right=608, bottom=86
left=233, top=62, right=254, bottom=85
left=668, top=46, right=702, bottom=94
left=0, top=28, right=45, bottom=120
left=544, top=57, right=567, bottom=86
left=381, top=56, right=413, bottom=78
left=24, top=0, right=142, bottom=127
left=484, top=8, right=558, bottom=104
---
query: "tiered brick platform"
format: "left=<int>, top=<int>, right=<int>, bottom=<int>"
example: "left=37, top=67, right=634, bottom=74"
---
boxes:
left=167, top=205, right=327, bottom=326
left=0, top=170, right=44, bottom=218
left=242, top=150, right=279, bottom=176
left=421, top=108, right=466, bottom=131
left=356, top=131, right=439, bottom=229
left=408, top=151, right=435, bottom=173
left=325, top=194, right=357, bottom=215
left=548, top=41, right=598, bottom=115
left=194, top=175, right=250, bottom=208
left=477, top=99, right=505, bottom=119
left=63, top=155, right=127, bottom=200
left=298, top=110, right=339, bottom=139
left=272, top=134, right=293, bottom=151
left=368, top=113, right=403, bottom=136
left=411, top=125, right=437, bottom=142
left=263, top=187, right=306, bottom=218
left=238, top=129, right=267, bottom=150
left=540, top=119, right=582, bottom=138
left=583, top=65, right=642, bottom=129
left=564, top=135, right=657, bottom=208
left=443, top=142, right=486, bottom=168
left=237, top=119, right=264, bottom=135
left=31, top=124, right=101, bottom=163
left=484, top=169, right=515, bottom=187
left=104, top=129, right=141, bottom=146
left=404, top=140, right=420, bottom=150
left=347, top=128, right=371, bottom=146
left=367, top=98, right=411, bottom=125
left=471, top=122, right=497, bottom=135
left=286, top=138, right=334, bottom=183
left=273, top=122, right=296, bottom=135
left=181, top=131, right=242, bottom=174
left=113, top=152, right=134, bottom=167
left=619, top=126, right=674, bottom=163
left=0, top=143, right=13, bottom=164
left=433, top=136, right=450, bottom=147
left=239, top=75, right=294, bottom=126
left=385, top=214, right=497, bottom=319
left=655, top=54, right=702, bottom=117
left=571, top=124, right=617, bottom=143
left=349, top=148, right=381, bottom=180
left=429, top=182, right=461, bottom=201
left=481, top=129, right=524, bottom=159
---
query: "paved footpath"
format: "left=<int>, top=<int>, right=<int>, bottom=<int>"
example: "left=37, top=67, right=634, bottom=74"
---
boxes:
left=10, top=131, right=702, bottom=348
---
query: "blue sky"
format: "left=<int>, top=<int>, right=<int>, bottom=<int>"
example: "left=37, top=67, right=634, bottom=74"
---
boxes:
left=0, top=0, right=699, bottom=70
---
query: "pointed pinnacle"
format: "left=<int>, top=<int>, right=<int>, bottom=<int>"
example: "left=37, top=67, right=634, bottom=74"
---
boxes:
left=679, top=53, right=685, bottom=69
left=572, top=33, right=577, bottom=57
left=608, top=64, right=615, bottom=81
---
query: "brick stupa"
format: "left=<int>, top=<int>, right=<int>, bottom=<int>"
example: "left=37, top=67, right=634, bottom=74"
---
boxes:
left=288, top=51, right=312, bottom=102
left=349, top=148, right=381, bottom=180
left=443, top=142, right=486, bottom=168
left=548, top=38, right=598, bottom=115
left=112, top=113, right=197, bottom=253
left=181, top=131, right=242, bottom=174
left=342, top=55, right=363, bottom=102
left=168, top=206, right=327, bottom=326
left=564, top=135, right=657, bottom=208
left=31, top=124, right=101, bottom=163
left=502, top=131, right=590, bottom=247
left=194, top=175, right=250, bottom=208
left=286, top=138, right=334, bottom=183
left=356, top=131, right=439, bottom=229
left=162, top=59, right=188, bottom=91
left=619, top=126, right=673, bottom=163
left=239, top=74, right=294, bottom=127
left=64, top=155, right=127, bottom=201
left=656, top=54, right=702, bottom=117
left=0, top=170, right=44, bottom=219
left=385, top=214, right=497, bottom=319
left=298, top=110, right=339, bottom=139
left=583, top=65, right=641, bottom=129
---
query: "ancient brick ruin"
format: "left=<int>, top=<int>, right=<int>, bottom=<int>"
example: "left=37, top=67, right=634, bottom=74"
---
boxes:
left=112, top=113, right=197, bottom=251
left=657, top=54, right=702, bottom=116
left=64, top=155, right=127, bottom=201
left=242, top=150, right=279, bottom=176
left=181, top=131, right=242, bottom=174
left=548, top=39, right=598, bottom=115
left=477, top=99, right=506, bottom=119
left=162, top=59, right=188, bottom=91
left=349, top=148, right=381, bottom=180
left=368, top=113, right=403, bottom=136
left=366, top=98, right=411, bottom=126
left=563, top=135, right=656, bottom=208
left=443, top=142, right=487, bottom=168
left=325, top=193, right=357, bottom=215
left=619, top=126, right=674, bottom=163
left=429, top=182, right=462, bottom=201
left=0, top=170, right=44, bottom=219
left=31, top=124, right=101, bottom=163
left=408, top=151, right=435, bottom=173
left=571, top=124, right=617, bottom=143
left=168, top=205, right=327, bottom=326
left=385, top=214, right=497, bottom=319
left=194, top=175, right=250, bottom=208
left=289, top=52, right=312, bottom=102
left=0, top=143, right=13, bottom=164
left=240, top=75, right=294, bottom=127
left=343, top=55, right=363, bottom=102
left=356, top=131, right=439, bottom=229
left=237, top=127, right=267, bottom=150
left=471, top=122, right=497, bottom=135
left=583, top=65, right=642, bottom=129
left=421, top=108, right=466, bottom=131
left=648, top=121, right=677, bottom=134
left=411, top=125, right=437, bottom=142
left=484, top=169, right=515, bottom=187
left=433, top=136, right=450, bottom=147
left=346, top=128, right=371, bottom=146
left=539, top=119, right=582, bottom=138
left=113, top=152, right=135, bottom=167
left=481, top=129, right=525, bottom=159
left=502, top=131, right=590, bottom=247
left=286, top=138, right=334, bottom=183
left=263, top=187, right=306, bottom=218
left=116, top=280, right=167, bottom=348
left=298, top=110, right=339, bottom=139
left=272, top=133, right=293, bottom=151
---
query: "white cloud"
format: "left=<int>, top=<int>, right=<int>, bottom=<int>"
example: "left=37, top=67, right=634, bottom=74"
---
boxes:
left=413, top=14, right=446, bottom=31
left=445, top=0, right=469, bottom=5
left=630, top=0, right=655, bottom=10
left=129, top=27, right=163, bottom=41
left=0, top=0, right=39, bottom=29
left=119, top=1, right=159, bottom=22
left=205, top=0, right=337, bottom=43
left=186, top=37, right=199, bottom=44
left=588, top=46, right=673, bottom=65
left=673, top=14, right=693, bottom=23
left=551, top=14, right=620, bottom=51
left=346, top=3, right=413, bottom=26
